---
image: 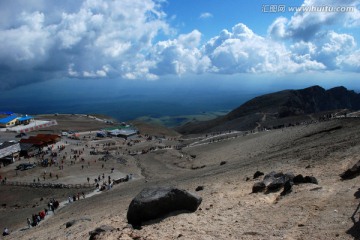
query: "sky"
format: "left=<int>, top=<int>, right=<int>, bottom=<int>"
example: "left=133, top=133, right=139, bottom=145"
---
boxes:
left=0, top=0, right=359, bottom=92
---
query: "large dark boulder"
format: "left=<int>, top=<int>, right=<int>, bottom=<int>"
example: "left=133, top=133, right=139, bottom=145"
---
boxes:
left=340, top=161, right=360, bottom=180
left=127, top=187, right=202, bottom=227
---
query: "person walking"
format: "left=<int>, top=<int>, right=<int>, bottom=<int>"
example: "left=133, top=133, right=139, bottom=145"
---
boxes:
left=2, top=227, right=9, bottom=236
left=27, top=218, right=32, bottom=228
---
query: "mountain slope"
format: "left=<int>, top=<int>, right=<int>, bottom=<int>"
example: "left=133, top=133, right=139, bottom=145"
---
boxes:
left=176, top=86, right=360, bottom=134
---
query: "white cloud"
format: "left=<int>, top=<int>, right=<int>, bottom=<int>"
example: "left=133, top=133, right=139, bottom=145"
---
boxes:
left=340, top=50, right=360, bottom=71
left=289, top=30, right=357, bottom=71
left=269, top=0, right=360, bottom=41
left=199, top=12, right=213, bottom=19
left=268, top=17, right=288, bottom=40
left=0, top=11, right=52, bottom=69
left=0, top=0, right=172, bottom=88
left=204, top=23, right=325, bottom=74
left=0, top=0, right=359, bottom=90
left=149, top=30, right=211, bottom=75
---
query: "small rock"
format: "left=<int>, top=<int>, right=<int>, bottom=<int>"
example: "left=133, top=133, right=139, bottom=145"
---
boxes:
left=195, top=186, right=204, bottom=192
left=252, top=182, right=266, bottom=193
left=220, top=161, right=227, bottom=166
left=263, top=172, right=286, bottom=192
left=340, top=160, right=360, bottom=180
left=65, top=220, right=76, bottom=228
left=89, top=225, right=115, bottom=240
left=304, top=176, right=318, bottom=184
left=280, top=180, right=293, bottom=196
left=253, top=171, right=264, bottom=179
left=310, top=187, right=322, bottom=191
left=293, top=174, right=305, bottom=184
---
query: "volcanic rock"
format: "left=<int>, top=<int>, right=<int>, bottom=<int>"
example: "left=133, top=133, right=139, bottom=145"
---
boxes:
left=252, top=182, right=266, bottom=193
left=253, top=171, right=264, bottom=179
left=89, top=225, right=115, bottom=240
left=340, top=160, right=360, bottom=180
left=127, top=186, right=202, bottom=227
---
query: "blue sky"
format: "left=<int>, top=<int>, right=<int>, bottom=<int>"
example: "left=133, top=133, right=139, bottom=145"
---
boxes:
left=0, top=0, right=359, bottom=91
left=163, top=0, right=299, bottom=37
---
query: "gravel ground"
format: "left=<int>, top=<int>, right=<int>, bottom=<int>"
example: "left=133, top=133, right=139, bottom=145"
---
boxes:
left=1, top=117, right=360, bottom=239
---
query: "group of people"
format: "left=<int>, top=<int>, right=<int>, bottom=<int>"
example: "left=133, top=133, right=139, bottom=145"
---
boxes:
left=68, top=192, right=85, bottom=203
left=27, top=198, right=59, bottom=228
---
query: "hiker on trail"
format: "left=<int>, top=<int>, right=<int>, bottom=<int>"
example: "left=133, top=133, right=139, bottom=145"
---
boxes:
left=82, top=192, right=85, bottom=199
left=27, top=218, right=32, bottom=228
left=39, top=210, right=45, bottom=219
left=3, top=227, right=9, bottom=236
left=32, top=214, right=37, bottom=226
left=68, top=196, right=72, bottom=203
left=49, top=202, right=54, bottom=212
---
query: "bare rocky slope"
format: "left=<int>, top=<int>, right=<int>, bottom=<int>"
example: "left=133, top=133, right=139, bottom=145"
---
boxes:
left=6, top=117, right=360, bottom=240
left=176, top=86, right=360, bottom=134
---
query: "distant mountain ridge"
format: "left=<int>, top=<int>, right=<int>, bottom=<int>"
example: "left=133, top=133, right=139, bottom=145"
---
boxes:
left=176, top=86, right=360, bottom=134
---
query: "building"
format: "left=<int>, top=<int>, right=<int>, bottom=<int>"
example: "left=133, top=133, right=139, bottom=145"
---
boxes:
left=0, top=141, right=21, bottom=166
left=108, top=129, right=138, bottom=139
left=20, top=134, right=60, bottom=148
left=0, top=115, right=18, bottom=128
left=17, top=115, right=34, bottom=125
left=20, top=143, right=39, bottom=158
left=0, top=114, right=34, bottom=128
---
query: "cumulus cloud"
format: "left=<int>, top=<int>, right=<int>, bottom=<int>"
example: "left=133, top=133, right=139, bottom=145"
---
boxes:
left=0, top=0, right=359, bottom=90
left=340, top=50, right=360, bottom=71
left=267, top=0, right=360, bottom=72
left=199, top=12, right=213, bottom=19
left=204, top=23, right=325, bottom=74
left=269, top=0, right=360, bottom=41
left=149, top=30, right=211, bottom=75
left=0, top=0, right=169, bottom=89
